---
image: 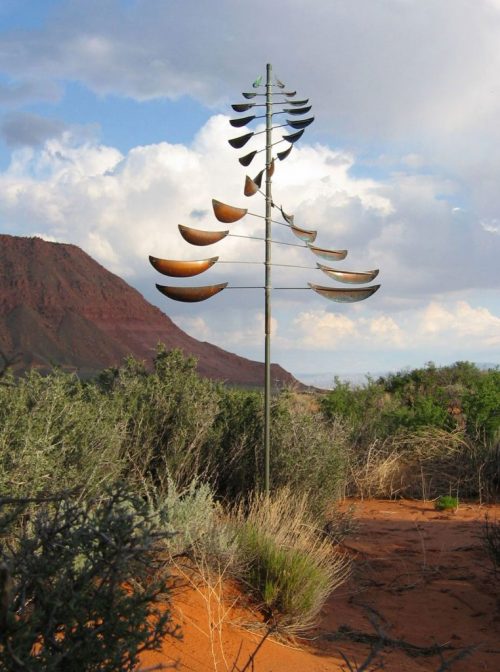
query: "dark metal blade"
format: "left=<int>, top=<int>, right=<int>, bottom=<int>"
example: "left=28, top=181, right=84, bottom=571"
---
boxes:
left=283, top=129, right=305, bottom=143
left=242, top=92, right=258, bottom=99
left=287, top=117, right=315, bottom=130
left=239, top=150, right=257, bottom=166
left=149, top=255, right=218, bottom=278
left=253, top=169, right=265, bottom=188
left=286, top=99, right=309, bottom=106
left=284, top=106, right=312, bottom=115
left=232, top=103, right=254, bottom=112
left=228, top=132, right=254, bottom=149
left=156, top=283, right=228, bottom=302
left=178, top=225, right=229, bottom=246
left=284, top=91, right=296, bottom=97
left=230, top=115, right=256, bottom=127
left=277, top=145, right=293, bottom=161
left=308, top=283, right=380, bottom=302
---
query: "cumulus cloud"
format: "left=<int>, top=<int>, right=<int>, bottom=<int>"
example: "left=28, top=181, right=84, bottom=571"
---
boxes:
left=292, top=301, right=500, bottom=351
left=0, top=109, right=497, bottom=372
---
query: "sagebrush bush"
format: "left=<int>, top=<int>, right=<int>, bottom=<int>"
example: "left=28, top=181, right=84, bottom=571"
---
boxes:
left=0, top=485, right=179, bottom=671
left=0, top=369, right=126, bottom=500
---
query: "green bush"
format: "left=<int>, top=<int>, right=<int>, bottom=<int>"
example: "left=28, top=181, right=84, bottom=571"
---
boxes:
left=0, top=486, right=179, bottom=671
left=0, top=369, right=125, bottom=500
left=435, top=495, right=459, bottom=511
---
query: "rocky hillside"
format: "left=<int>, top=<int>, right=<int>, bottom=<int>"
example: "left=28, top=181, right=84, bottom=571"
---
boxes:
left=0, top=235, right=297, bottom=386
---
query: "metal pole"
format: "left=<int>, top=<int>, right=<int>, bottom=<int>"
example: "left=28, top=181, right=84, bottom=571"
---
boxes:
left=264, top=63, right=272, bottom=495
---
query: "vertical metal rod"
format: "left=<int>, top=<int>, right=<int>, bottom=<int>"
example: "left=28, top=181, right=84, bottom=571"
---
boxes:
left=264, top=63, right=272, bottom=495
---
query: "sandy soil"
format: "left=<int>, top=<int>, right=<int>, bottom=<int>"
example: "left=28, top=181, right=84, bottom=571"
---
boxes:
left=141, top=500, right=500, bottom=671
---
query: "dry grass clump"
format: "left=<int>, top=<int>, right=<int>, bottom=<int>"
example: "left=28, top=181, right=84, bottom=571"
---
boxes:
left=347, top=427, right=480, bottom=499
left=233, top=488, right=350, bottom=634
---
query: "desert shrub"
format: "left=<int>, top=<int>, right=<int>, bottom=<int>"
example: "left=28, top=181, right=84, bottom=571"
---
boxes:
left=233, top=489, right=350, bottom=634
left=102, top=347, right=221, bottom=490
left=208, top=388, right=350, bottom=511
left=435, top=495, right=458, bottom=510
left=208, top=388, right=263, bottom=500
left=146, top=478, right=239, bottom=568
left=0, top=485, right=179, bottom=671
left=0, top=369, right=125, bottom=500
left=462, top=369, right=500, bottom=445
left=270, top=391, right=350, bottom=511
left=346, top=427, right=479, bottom=499
left=482, top=515, right=500, bottom=575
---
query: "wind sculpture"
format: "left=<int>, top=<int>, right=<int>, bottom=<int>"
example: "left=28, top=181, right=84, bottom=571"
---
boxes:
left=149, top=64, right=380, bottom=494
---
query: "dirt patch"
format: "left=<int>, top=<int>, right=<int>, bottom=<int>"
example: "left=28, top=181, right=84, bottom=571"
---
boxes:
left=141, top=500, right=500, bottom=671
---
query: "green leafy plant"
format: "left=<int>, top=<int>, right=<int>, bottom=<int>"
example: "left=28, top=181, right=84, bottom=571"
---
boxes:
left=434, top=495, right=458, bottom=511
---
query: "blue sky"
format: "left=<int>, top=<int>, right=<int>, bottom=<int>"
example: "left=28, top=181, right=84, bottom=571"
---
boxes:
left=0, top=0, right=499, bottom=382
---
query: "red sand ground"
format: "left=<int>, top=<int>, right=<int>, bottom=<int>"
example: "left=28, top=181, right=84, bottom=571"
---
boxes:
left=141, top=500, right=500, bottom=671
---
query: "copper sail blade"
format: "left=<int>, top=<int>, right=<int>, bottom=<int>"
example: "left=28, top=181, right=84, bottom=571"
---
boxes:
left=212, top=199, right=248, bottom=223
left=149, top=255, right=218, bottom=278
left=230, top=115, right=256, bottom=127
left=244, top=175, right=260, bottom=197
left=317, top=264, right=380, bottom=284
left=284, top=106, right=312, bottom=115
left=239, top=150, right=257, bottom=166
left=308, top=283, right=380, bottom=303
left=284, top=91, right=297, bottom=97
left=308, top=244, right=348, bottom=261
left=287, top=117, right=315, bottom=130
left=228, top=131, right=254, bottom=149
left=156, top=283, right=228, bottom=302
left=291, top=225, right=317, bottom=243
left=178, top=225, right=229, bottom=246
left=277, top=145, right=293, bottom=161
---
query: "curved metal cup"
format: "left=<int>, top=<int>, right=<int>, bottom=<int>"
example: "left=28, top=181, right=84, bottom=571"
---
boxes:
left=156, top=283, right=228, bottom=302
left=212, top=199, right=248, bottom=223
left=308, top=244, right=348, bottom=261
left=291, top=225, right=317, bottom=243
left=308, top=283, right=380, bottom=302
left=317, top=264, right=380, bottom=284
left=149, top=255, right=218, bottom=278
left=178, top=225, right=229, bottom=246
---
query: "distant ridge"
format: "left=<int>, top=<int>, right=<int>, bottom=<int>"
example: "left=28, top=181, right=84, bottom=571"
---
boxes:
left=0, top=235, right=298, bottom=386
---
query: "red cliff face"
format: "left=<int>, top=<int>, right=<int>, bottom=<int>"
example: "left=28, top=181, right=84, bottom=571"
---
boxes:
left=0, top=235, right=297, bottom=386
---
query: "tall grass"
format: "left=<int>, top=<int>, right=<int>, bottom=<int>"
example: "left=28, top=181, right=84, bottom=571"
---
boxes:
left=234, top=489, right=350, bottom=634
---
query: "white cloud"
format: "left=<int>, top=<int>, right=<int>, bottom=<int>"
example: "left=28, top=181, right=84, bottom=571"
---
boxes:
left=291, top=301, right=500, bottom=352
left=0, top=110, right=498, bottom=372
